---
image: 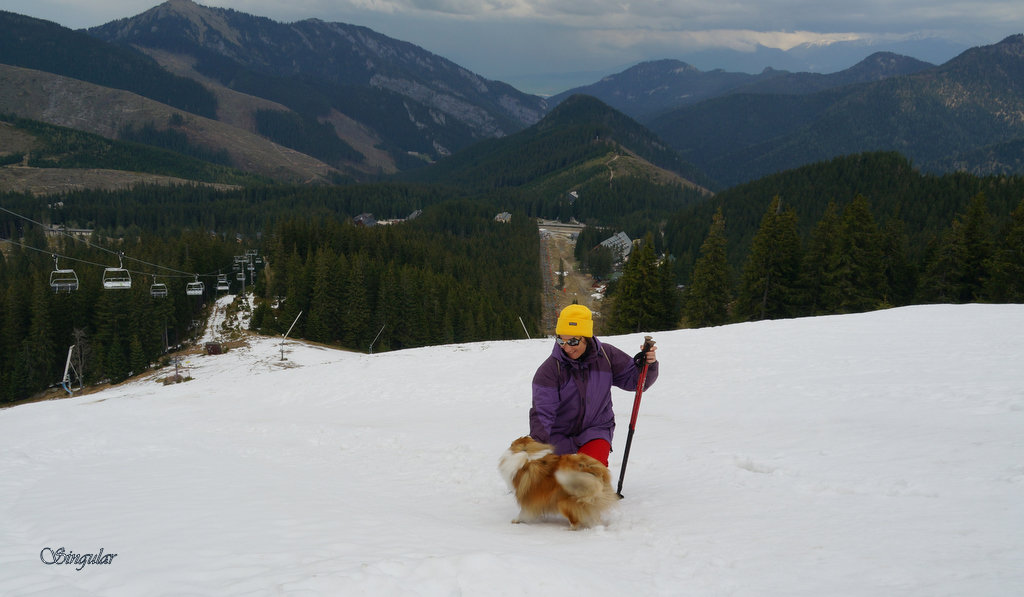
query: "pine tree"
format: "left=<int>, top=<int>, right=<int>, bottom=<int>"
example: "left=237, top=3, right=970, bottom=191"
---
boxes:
left=92, top=286, right=131, bottom=382
left=918, top=193, right=995, bottom=303
left=735, top=196, right=802, bottom=321
left=683, top=207, right=732, bottom=327
left=1, top=267, right=32, bottom=402
left=588, top=245, right=615, bottom=280
left=657, top=252, right=682, bottom=329
left=825, top=195, right=888, bottom=313
left=374, top=262, right=402, bottom=352
left=342, top=255, right=371, bottom=349
left=104, top=339, right=130, bottom=384
left=129, top=334, right=146, bottom=376
left=20, top=277, right=57, bottom=393
left=307, top=247, right=345, bottom=343
left=958, top=193, right=995, bottom=301
left=879, top=218, right=915, bottom=306
left=917, top=223, right=968, bottom=303
left=798, top=202, right=840, bottom=315
left=608, top=234, right=675, bottom=333
left=987, top=197, right=1024, bottom=301
left=279, top=247, right=310, bottom=338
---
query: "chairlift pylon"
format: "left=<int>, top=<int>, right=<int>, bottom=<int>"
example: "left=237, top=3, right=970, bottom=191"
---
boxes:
left=50, top=256, right=79, bottom=292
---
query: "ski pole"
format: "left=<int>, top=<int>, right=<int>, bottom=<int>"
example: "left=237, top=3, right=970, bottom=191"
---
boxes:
left=616, top=335, right=654, bottom=499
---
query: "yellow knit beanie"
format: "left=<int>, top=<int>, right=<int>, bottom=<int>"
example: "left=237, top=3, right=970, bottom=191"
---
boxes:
left=555, top=304, right=593, bottom=337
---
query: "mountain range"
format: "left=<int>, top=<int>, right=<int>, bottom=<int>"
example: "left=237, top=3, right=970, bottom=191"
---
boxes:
left=548, top=52, right=937, bottom=121
left=0, top=1, right=1022, bottom=191
left=649, top=34, right=1024, bottom=187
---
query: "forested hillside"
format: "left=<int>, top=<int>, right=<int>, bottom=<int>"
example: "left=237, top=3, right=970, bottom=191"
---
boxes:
left=650, top=35, right=1024, bottom=187
left=548, top=52, right=934, bottom=121
left=408, top=95, right=711, bottom=240
left=0, top=10, right=217, bottom=118
left=87, top=0, right=546, bottom=171
left=4, top=149, right=1023, bottom=404
left=665, top=152, right=1024, bottom=327
left=1, top=114, right=261, bottom=186
left=0, top=185, right=540, bottom=404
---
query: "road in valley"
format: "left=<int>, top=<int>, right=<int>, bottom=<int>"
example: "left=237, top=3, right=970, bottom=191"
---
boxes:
left=538, top=221, right=606, bottom=335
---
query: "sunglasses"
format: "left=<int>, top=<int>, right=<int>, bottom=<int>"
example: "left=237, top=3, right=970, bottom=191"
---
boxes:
left=556, top=337, right=584, bottom=347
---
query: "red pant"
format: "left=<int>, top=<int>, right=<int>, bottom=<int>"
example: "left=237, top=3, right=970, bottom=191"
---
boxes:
left=578, top=439, right=611, bottom=467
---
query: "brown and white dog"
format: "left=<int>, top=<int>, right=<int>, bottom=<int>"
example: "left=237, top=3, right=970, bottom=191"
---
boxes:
left=498, top=436, right=619, bottom=530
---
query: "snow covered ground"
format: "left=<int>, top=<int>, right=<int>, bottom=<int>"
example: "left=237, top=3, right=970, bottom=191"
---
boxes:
left=1, top=299, right=1023, bottom=596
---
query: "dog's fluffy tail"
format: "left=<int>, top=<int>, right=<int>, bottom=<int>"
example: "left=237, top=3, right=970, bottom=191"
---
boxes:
left=554, top=456, right=617, bottom=506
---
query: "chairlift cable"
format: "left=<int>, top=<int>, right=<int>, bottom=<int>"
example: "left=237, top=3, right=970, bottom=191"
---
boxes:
left=1, top=204, right=246, bottom=281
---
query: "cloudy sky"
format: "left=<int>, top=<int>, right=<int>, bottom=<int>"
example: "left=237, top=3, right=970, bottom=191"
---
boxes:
left=7, top=0, right=1023, bottom=93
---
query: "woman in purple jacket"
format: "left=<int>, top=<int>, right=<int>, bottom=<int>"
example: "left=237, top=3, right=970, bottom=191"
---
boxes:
left=529, top=304, right=658, bottom=467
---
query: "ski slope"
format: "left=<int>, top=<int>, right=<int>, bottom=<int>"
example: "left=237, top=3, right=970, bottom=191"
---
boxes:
left=1, top=300, right=1023, bottom=596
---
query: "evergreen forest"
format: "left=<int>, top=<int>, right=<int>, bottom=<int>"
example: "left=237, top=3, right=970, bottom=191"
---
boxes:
left=3, top=152, right=1024, bottom=405
left=670, top=156, right=1024, bottom=327
left=0, top=184, right=541, bottom=404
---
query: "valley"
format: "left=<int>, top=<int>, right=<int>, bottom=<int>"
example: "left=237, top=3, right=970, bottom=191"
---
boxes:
left=538, top=220, right=605, bottom=335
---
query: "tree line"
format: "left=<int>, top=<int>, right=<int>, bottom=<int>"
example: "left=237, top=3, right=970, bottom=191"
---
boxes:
left=249, top=202, right=541, bottom=351
left=680, top=193, right=1024, bottom=327
left=0, top=188, right=540, bottom=404
left=1, top=227, right=242, bottom=403
left=664, top=152, right=1024, bottom=280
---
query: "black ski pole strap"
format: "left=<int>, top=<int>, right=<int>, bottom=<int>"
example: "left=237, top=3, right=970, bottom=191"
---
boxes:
left=633, top=336, right=655, bottom=368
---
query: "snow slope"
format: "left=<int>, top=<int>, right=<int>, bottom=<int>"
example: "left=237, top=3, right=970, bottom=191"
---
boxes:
left=1, top=301, right=1023, bottom=596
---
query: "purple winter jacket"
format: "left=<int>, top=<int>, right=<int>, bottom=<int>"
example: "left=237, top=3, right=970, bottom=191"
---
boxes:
left=530, top=336, right=659, bottom=455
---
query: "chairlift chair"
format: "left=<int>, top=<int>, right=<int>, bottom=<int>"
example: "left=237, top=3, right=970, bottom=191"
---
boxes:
left=102, top=268, right=131, bottom=290
left=151, top=282, right=168, bottom=298
left=50, top=257, right=79, bottom=292
left=186, top=275, right=205, bottom=296
left=216, top=273, right=230, bottom=292
left=102, top=254, right=132, bottom=290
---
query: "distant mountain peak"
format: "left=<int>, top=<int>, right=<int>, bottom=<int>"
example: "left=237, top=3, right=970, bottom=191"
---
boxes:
left=995, top=33, right=1024, bottom=54
left=85, top=1, right=547, bottom=174
left=105, top=0, right=244, bottom=49
left=844, top=51, right=934, bottom=78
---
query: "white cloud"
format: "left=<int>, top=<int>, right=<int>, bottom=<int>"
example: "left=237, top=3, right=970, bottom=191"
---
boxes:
left=11, top=0, right=1023, bottom=40
left=584, top=28, right=867, bottom=53
left=5, top=0, right=1019, bottom=92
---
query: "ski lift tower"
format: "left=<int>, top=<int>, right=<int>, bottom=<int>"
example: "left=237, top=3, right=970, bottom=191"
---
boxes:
left=280, top=311, right=302, bottom=361
left=60, top=345, right=83, bottom=396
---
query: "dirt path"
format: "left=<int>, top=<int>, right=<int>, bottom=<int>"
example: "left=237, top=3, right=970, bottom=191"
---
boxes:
left=538, top=222, right=605, bottom=335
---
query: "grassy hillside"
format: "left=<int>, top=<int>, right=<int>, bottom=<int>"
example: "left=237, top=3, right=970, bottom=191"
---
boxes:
left=0, top=10, right=217, bottom=118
